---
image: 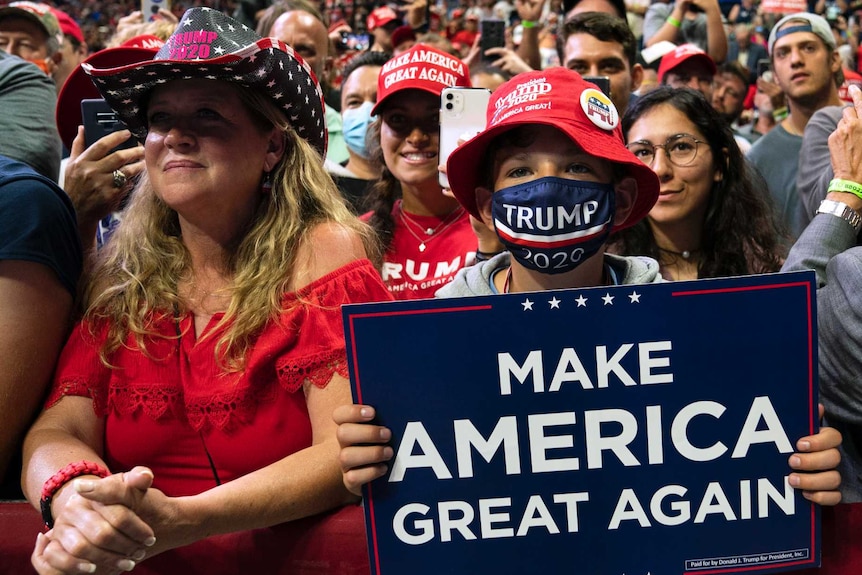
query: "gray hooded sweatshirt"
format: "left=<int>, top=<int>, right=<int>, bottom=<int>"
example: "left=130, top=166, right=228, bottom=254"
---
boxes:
left=436, top=252, right=663, bottom=298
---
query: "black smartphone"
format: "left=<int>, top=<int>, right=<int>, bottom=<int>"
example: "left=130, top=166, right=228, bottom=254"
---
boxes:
left=583, top=75, right=611, bottom=97
left=480, top=19, right=506, bottom=60
left=81, top=99, right=136, bottom=152
left=756, top=58, right=771, bottom=78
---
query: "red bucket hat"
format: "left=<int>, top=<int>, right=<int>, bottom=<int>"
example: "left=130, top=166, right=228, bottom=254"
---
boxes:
left=82, top=7, right=327, bottom=156
left=447, top=68, right=659, bottom=232
left=372, top=43, right=470, bottom=116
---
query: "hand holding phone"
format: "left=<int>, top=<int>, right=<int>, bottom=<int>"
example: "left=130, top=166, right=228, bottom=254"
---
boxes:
left=756, top=58, right=771, bottom=79
left=81, top=99, right=137, bottom=153
left=141, top=0, right=171, bottom=21
left=439, top=87, right=491, bottom=189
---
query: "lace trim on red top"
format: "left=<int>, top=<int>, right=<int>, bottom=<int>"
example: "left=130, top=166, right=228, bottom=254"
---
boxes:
left=45, top=259, right=393, bottom=430
left=276, top=348, right=350, bottom=394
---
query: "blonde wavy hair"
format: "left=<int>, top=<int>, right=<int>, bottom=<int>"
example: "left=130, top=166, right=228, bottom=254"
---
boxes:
left=83, top=83, right=380, bottom=370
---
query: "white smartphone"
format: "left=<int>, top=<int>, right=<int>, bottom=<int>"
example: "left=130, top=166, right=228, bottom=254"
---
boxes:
left=439, top=87, right=491, bottom=189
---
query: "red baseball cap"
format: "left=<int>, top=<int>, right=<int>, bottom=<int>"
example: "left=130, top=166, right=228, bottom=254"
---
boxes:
left=50, top=7, right=84, bottom=45
left=120, top=34, right=165, bottom=50
left=447, top=68, right=659, bottom=232
left=372, top=43, right=471, bottom=116
left=657, top=43, right=716, bottom=83
left=366, top=6, right=400, bottom=32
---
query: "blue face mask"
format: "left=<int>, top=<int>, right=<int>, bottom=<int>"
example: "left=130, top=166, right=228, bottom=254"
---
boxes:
left=342, top=101, right=375, bottom=159
left=492, top=176, right=616, bottom=274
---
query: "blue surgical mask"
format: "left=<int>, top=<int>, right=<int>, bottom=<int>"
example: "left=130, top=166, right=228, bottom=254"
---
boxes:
left=492, top=176, right=616, bottom=274
left=342, top=101, right=375, bottom=159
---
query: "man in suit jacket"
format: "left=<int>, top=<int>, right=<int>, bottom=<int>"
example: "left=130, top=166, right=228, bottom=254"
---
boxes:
left=782, top=85, right=862, bottom=502
left=726, top=21, right=768, bottom=82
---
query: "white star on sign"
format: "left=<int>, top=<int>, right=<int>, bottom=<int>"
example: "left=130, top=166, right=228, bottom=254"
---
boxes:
left=267, top=79, right=276, bottom=87
left=228, top=23, right=235, bottom=31
left=629, top=291, right=641, bottom=303
left=602, top=293, right=614, bottom=305
left=548, top=297, right=561, bottom=309
left=521, top=298, right=534, bottom=311
left=575, top=295, right=587, bottom=307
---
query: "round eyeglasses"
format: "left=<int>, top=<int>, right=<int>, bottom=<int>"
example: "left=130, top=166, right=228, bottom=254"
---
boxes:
left=626, top=134, right=707, bottom=167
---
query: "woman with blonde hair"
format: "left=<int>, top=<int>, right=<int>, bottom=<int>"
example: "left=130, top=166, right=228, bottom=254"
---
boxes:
left=23, top=8, right=389, bottom=574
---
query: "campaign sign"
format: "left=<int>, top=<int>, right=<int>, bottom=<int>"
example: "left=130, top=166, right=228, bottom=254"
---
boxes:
left=343, top=271, right=819, bottom=575
left=760, top=0, right=808, bottom=13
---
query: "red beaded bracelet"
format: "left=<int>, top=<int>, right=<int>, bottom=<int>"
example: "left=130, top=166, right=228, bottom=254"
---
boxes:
left=40, top=460, right=110, bottom=528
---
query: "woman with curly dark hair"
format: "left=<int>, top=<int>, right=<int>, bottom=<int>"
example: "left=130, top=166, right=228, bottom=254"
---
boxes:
left=610, top=86, right=786, bottom=280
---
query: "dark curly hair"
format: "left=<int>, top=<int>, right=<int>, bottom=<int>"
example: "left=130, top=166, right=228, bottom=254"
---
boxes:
left=609, top=86, right=786, bottom=278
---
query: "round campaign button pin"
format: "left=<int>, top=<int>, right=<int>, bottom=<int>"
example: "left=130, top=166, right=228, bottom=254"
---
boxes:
left=579, top=88, right=618, bottom=131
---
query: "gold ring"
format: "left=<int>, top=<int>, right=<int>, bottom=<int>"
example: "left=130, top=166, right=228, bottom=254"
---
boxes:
left=112, top=169, right=127, bottom=188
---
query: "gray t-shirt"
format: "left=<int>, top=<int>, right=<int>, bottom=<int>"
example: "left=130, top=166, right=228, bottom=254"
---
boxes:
left=747, top=123, right=803, bottom=238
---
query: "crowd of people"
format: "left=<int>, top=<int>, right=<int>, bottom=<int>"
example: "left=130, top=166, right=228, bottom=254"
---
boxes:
left=1, top=0, right=862, bottom=572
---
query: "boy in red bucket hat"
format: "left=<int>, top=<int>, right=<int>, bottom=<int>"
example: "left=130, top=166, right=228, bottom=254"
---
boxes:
left=442, top=67, right=660, bottom=295
left=335, top=69, right=843, bottom=508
